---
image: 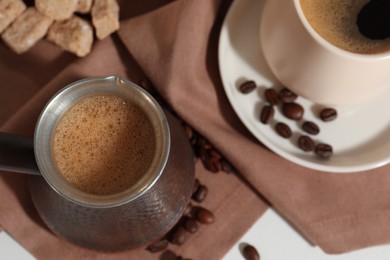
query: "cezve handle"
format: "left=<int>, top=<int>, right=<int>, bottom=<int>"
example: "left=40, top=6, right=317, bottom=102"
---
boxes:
left=0, top=132, right=41, bottom=175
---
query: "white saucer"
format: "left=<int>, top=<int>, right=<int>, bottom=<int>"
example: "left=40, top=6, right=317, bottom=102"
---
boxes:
left=218, top=0, right=390, bottom=173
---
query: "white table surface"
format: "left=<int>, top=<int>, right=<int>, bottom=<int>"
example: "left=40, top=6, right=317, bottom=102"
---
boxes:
left=1, top=208, right=390, bottom=260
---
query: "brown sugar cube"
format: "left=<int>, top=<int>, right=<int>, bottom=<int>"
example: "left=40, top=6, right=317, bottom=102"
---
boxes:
left=76, top=0, right=94, bottom=14
left=1, top=7, right=52, bottom=54
left=91, top=0, right=119, bottom=40
left=35, top=0, right=78, bottom=21
left=47, top=16, right=93, bottom=57
left=0, top=0, right=26, bottom=34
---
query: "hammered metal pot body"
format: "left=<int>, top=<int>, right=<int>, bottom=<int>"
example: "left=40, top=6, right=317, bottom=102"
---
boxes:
left=29, top=77, right=195, bottom=251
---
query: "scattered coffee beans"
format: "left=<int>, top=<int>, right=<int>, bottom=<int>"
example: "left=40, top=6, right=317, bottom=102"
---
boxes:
left=264, top=88, right=279, bottom=105
left=260, top=86, right=337, bottom=158
left=275, top=122, right=292, bottom=138
left=279, top=88, right=297, bottom=103
left=143, top=79, right=221, bottom=259
left=315, top=143, right=333, bottom=158
left=195, top=208, right=215, bottom=224
left=320, top=108, right=337, bottom=122
left=302, top=121, right=320, bottom=135
left=298, top=135, right=315, bottom=152
left=282, top=102, right=304, bottom=120
left=195, top=140, right=223, bottom=173
left=183, top=119, right=236, bottom=175
left=242, top=244, right=260, bottom=260
left=239, top=78, right=339, bottom=160
left=239, top=80, right=257, bottom=94
left=260, top=105, right=274, bottom=124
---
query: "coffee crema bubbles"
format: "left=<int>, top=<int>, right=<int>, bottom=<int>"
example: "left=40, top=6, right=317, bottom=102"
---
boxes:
left=52, top=95, right=156, bottom=195
left=300, top=0, right=390, bottom=54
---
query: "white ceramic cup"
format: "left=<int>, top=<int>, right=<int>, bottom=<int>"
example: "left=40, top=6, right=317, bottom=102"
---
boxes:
left=260, top=0, right=390, bottom=106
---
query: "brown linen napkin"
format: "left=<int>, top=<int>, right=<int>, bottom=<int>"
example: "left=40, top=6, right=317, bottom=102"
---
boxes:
left=0, top=1, right=266, bottom=259
left=117, top=0, right=390, bottom=254
left=1, top=0, right=390, bottom=258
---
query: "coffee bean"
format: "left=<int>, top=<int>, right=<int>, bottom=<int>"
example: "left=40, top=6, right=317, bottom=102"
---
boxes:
left=195, top=208, right=215, bottom=224
left=171, top=226, right=189, bottom=245
left=315, top=143, right=333, bottom=158
left=239, top=80, right=257, bottom=94
left=192, top=184, right=208, bottom=202
left=320, top=108, right=337, bottom=122
left=298, top=135, right=315, bottom=152
left=242, top=244, right=260, bottom=260
left=146, top=238, right=169, bottom=253
left=260, top=105, right=274, bottom=124
left=282, top=102, right=304, bottom=120
left=279, top=88, right=297, bottom=103
left=275, top=122, right=292, bottom=138
left=264, top=88, right=279, bottom=105
left=183, top=217, right=199, bottom=233
left=302, top=121, right=320, bottom=135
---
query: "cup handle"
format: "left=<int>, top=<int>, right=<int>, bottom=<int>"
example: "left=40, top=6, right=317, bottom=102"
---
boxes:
left=0, top=132, right=40, bottom=175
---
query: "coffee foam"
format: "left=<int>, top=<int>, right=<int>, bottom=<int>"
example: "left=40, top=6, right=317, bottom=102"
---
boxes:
left=53, top=95, right=156, bottom=195
left=300, top=0, right=390, bottom=54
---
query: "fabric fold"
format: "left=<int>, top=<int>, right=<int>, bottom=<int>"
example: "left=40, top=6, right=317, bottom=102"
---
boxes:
left=1, top=0, right=390, bottom=258
left=0, top=1, right=265, bottom=259
left=117, top=0, right=390, bottom=254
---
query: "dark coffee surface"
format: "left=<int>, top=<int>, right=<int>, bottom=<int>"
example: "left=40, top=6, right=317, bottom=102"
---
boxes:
left=357, top=0, right=390, bottom=40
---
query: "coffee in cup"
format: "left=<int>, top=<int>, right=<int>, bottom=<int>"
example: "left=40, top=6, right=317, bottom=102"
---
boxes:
left=299, top=0, right=390, bottom=54
left=53, top=94, right=156, bottom=195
